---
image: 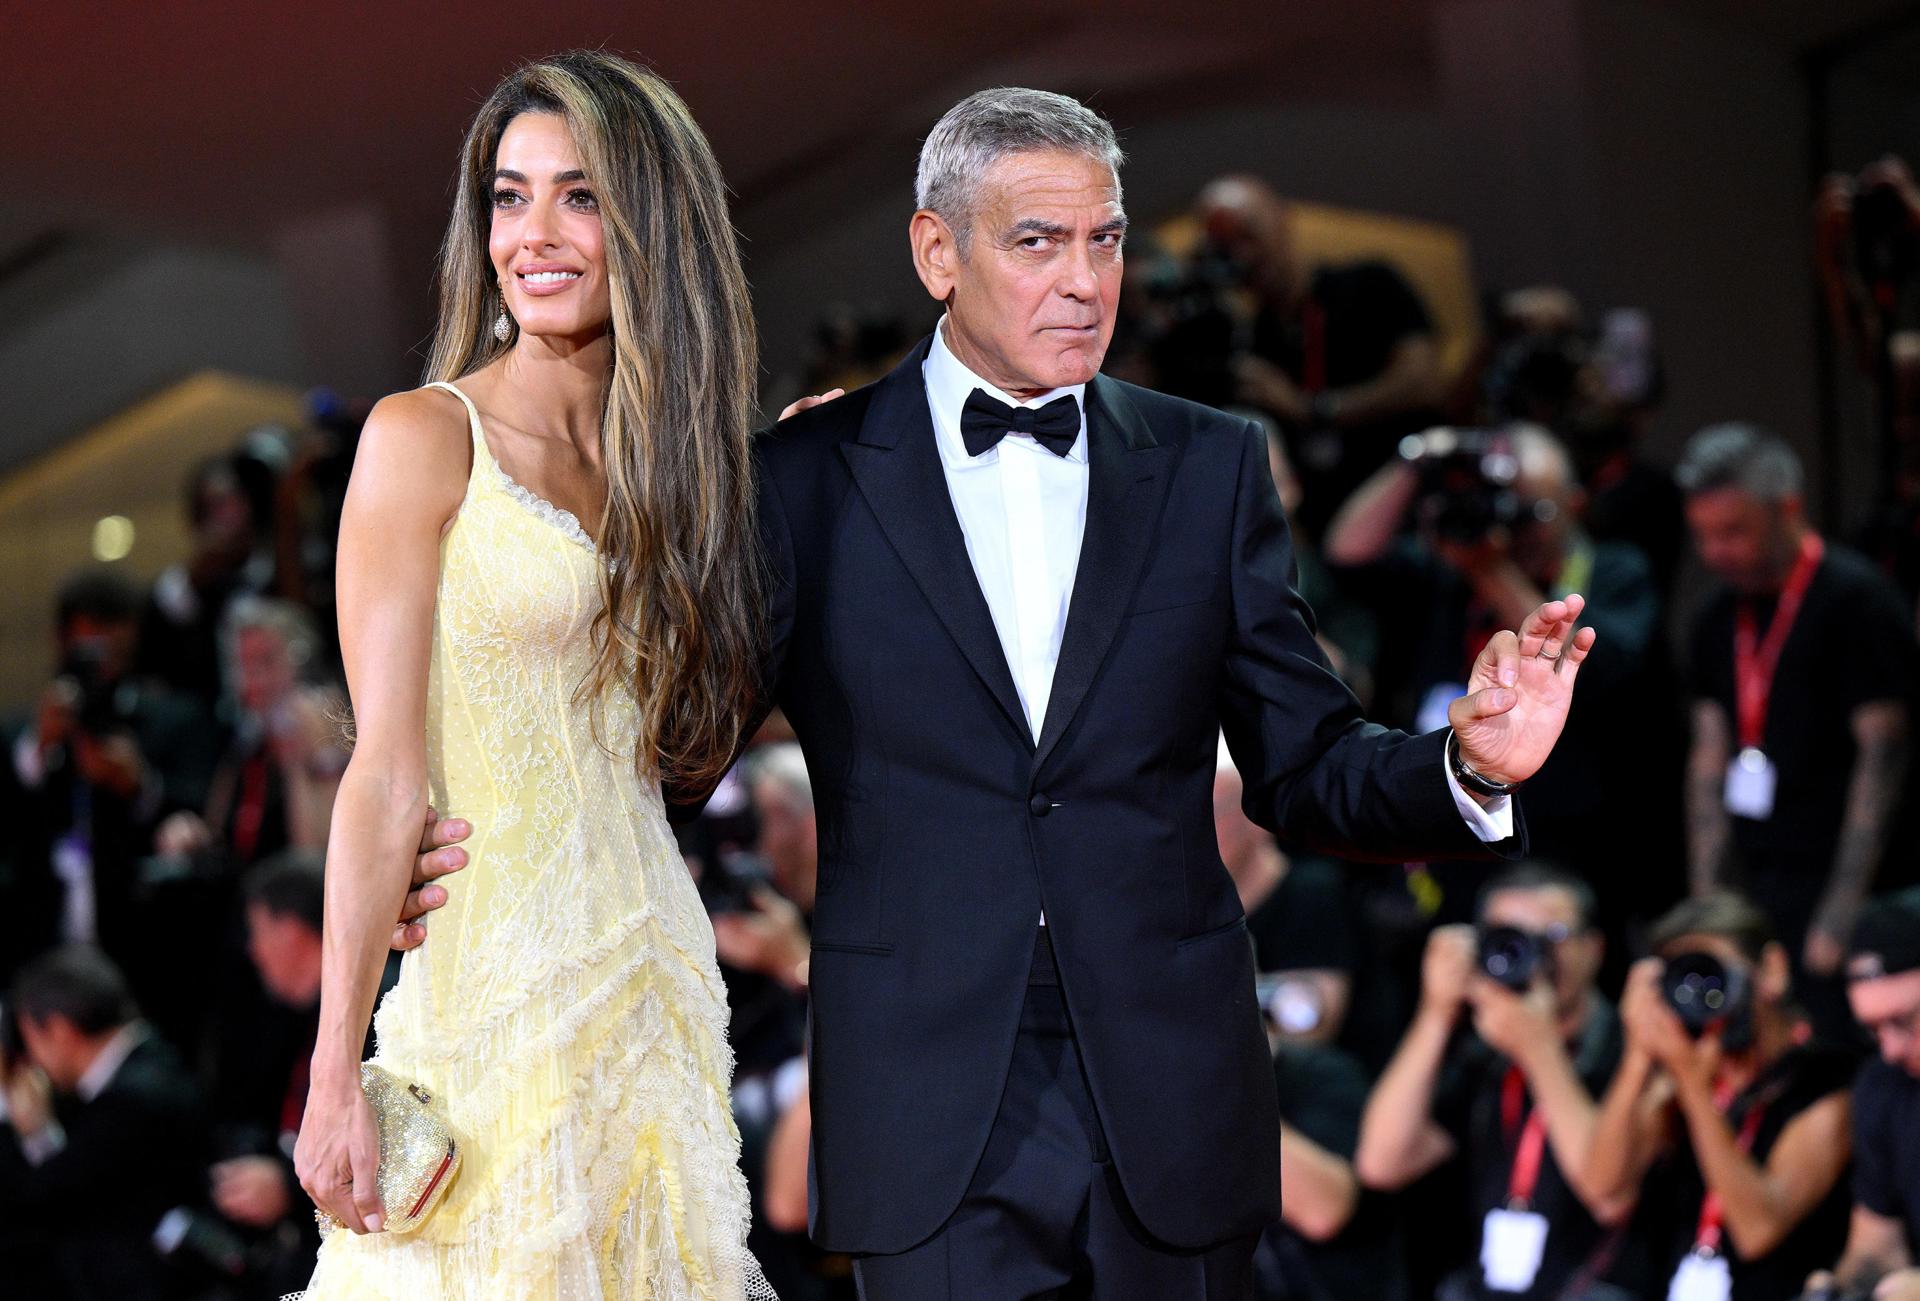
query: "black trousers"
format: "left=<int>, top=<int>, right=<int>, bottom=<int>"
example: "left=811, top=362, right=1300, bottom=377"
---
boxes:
left=853, top=929, right=1258, bottom=1301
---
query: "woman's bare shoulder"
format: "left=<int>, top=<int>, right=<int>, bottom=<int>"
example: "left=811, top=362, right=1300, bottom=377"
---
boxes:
left=344, top=384, right=476, bottom=524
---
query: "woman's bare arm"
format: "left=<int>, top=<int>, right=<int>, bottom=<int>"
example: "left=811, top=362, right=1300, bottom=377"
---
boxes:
left=295, top=387, right=468, bottom=1233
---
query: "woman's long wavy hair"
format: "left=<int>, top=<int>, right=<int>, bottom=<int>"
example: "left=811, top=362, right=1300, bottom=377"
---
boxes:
left=426, top=51, right=762, bottom=793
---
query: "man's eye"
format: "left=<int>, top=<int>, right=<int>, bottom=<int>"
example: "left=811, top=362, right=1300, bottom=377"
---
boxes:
left=1019, top=236, right=1049, bottom=249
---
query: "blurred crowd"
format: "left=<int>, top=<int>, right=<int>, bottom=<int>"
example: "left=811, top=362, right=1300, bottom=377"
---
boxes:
left=5, top=159, right=1920, bottom=1301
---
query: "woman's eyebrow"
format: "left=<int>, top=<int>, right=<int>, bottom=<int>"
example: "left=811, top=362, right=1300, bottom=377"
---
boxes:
left=491, top=168, right=588, bottom=184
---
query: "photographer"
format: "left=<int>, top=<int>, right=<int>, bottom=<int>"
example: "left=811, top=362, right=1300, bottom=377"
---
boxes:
left=1803, top=891, right=1920, bottom=1299
left=1356, top=865, right=1636, bottom=1300
left=1482, top=291, right=1686, bottom=597
left=1258, top=1039, right=1407, bottom=1301
left=1678, top=424, right=1914, bottom=1035
left=1188, top=174, right=1444, bottom=538
left=0, top=945, right=211, bottom=1299
left=1587, top=891, right=1855, bottom=1301
left=1324, top=425, right=1667, bottom=939
left=1215, top=740, right=1356, bottom=1046
left=3, top=572, right=219, bottom=985
left=153, top=597, right=348, bottom=872
left=137, top=451, right=280, bottom=706
left=707, top=742, right=837, bottom=1299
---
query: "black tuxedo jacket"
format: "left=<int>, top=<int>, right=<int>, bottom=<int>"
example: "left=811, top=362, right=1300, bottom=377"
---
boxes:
left=752, top=337, right=1521, bottom=1254
left=0, top=1035, right=209, bottom=1299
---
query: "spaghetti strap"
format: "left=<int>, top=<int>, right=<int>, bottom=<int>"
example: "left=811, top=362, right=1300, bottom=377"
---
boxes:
left=424, top=380, right=493, bottom=464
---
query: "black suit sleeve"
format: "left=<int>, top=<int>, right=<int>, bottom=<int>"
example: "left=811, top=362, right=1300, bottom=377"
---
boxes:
left=0, top=1076, right=205, bottom=1219
left=1218, top=419, right=1522, bottom=862
left=663, top=447, right=799, bottom=823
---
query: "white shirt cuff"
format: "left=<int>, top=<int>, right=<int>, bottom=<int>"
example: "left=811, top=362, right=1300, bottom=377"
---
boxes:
left=1445, top=758, right=1514, bottom=843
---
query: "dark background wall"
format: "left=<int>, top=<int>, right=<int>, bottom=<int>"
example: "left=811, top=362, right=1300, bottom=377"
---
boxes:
left=5, top=0, right=1918, bottom=524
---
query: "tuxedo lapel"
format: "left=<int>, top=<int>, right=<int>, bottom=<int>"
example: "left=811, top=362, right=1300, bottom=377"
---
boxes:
left=839, top=341, right=1032, bottom=748
left=1033, top=376, right=1175, bottom=773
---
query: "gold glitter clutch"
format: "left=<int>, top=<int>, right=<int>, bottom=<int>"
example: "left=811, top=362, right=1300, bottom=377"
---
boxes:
left=316, top=1063, right=462, bottom=1238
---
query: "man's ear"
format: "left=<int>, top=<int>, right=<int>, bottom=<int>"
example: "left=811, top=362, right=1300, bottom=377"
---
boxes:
left=910, top=209, right=960, bottom=304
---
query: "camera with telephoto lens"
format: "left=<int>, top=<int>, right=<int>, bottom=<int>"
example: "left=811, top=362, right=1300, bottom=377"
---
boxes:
left=1661, top=951, right=1749, bottom=1037
left=1476, top=924, right=1553, bottom=992
left=1401, top=427, right=1532, bottom=545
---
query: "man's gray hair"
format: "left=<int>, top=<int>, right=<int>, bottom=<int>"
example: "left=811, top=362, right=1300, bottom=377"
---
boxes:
left=1674, top=422, right=1803, bottom=502
left=915, top=87, right=1125, bottom=252
left=748, top=741, right=813, bottom=814
left=225, top=595, right=319, bottom=667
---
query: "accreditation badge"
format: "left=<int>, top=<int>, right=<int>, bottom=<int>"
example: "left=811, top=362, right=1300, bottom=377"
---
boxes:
left=1722, top=746, right=1777, bottom=820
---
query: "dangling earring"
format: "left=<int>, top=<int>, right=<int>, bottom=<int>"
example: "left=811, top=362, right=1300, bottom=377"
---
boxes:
left=494, top=308, right=513, bottom=343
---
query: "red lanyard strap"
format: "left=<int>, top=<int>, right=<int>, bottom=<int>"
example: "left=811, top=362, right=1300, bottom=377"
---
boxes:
left=1302, top=299, right=1327, bottom=396
left=1692, top=1095, right=1769, bottom=1255
left=1732, top=534, right=1824, bottom=751
left=1502, top=1067, right=1551, bottom=1207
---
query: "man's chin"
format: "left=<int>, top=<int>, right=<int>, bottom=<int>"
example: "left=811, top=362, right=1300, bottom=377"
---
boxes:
left=1045, top=345, right=1106, bottom=389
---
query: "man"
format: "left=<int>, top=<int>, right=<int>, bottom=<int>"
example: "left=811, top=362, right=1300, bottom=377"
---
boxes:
left=202, top=853, right=329, bottom=1294
left=1189, top=174, right=1444, bottom=539
left=0, top=945, right=208, bottom=1300
left=2, top=571, right=219, bottom=987
left=1214, top=740, right=1356, bottom=1045
left=1806, top=890, right=1920, bottom=1298
left=711, top=741, right=817, bottom=996
left=1587, top=892, right=1855, bottom=1299
left=1356, top=865, right=1637, bottom=1300
left=1679, top=423, right=1915, bottom=1032
left=404, top=88, right=1593, bottom=1296
left=1325, top=424, right=1669, bottom=953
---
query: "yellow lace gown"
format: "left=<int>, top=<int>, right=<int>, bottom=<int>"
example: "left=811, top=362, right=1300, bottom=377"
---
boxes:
left=298, top=381, right=772, bottom=1300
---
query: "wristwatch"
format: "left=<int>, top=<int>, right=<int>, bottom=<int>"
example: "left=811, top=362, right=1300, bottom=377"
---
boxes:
left=1447, top=728, right=1521, bottom=798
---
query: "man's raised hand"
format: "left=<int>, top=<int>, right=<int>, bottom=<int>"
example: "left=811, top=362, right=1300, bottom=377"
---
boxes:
left=1448, top=595, right=1597, bottom=787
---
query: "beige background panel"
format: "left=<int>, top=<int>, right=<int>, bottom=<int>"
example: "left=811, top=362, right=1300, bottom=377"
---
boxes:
left=0, top=371, right=307, bottom=714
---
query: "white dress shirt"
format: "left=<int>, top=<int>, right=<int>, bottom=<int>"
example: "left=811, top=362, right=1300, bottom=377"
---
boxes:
left=918, top=319, right=1512, bottom=875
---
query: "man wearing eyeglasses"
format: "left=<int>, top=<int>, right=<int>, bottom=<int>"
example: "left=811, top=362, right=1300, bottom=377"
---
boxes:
left=1807, top=891, right=1920, bottom=1299
left=1356, top=863, right=1644, bottom=1300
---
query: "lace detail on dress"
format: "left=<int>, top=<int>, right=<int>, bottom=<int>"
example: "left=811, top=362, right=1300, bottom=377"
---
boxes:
left=490, top=458, right=599, bottom=555
left=291, top=379, right=775, bottom=1300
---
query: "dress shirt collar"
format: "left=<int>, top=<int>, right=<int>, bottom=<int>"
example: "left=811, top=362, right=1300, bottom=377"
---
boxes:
left=924, top=317, right=1088, bottom=468
left=75, top=1021, right=148, bottom=1102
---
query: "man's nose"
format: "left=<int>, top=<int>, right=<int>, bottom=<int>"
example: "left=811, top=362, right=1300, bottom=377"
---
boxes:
left=1057, top=241, right=1099, bottom=300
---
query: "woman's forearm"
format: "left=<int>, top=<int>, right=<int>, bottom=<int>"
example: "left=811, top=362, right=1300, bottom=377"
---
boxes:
left=311, top=759, right=429, bottom=1089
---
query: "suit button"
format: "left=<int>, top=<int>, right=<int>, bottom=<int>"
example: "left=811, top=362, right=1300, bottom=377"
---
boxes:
left=1029, top=793, right=1052, bottom=817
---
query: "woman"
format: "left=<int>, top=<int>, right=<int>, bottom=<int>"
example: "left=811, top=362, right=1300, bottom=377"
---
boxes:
left=292, top=51, right=773, bottom=1298
left=1584, top=891, right=1854, bottom=1301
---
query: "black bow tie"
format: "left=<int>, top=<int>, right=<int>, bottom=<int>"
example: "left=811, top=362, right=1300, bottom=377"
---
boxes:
left=959, top=389, right=1081, bottom=459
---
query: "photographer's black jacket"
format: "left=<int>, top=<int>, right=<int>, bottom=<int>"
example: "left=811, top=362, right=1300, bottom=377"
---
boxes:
left=749, top=338, right=1524, bottom=1254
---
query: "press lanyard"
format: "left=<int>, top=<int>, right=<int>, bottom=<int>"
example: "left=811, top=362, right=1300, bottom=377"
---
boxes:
left=1501, top=1067, right=1550, bottom=1208
left=1732, top=534, right=1823, bottom=752
left=1690, top=1087, right=1769, bottom=1257
left=1301, top=299, right=1327, bottom=396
